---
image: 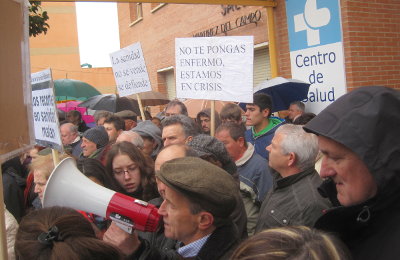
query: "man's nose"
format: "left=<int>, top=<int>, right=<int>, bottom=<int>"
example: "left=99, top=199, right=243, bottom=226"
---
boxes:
left=164, top=140, right=170, bottom=147
left=158, top=201, right=167, bottom=216
left=319, top=156, right=335, bottom=178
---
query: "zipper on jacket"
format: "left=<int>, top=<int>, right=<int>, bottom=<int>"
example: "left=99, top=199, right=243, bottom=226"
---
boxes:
left=356, top=206, right=371, bottom=223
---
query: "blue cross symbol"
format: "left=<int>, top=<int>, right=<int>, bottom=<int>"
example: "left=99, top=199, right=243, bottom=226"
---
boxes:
left=294, top=0, right=331, bottom=46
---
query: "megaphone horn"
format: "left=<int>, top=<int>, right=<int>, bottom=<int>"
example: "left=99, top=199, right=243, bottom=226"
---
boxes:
left=43, top=157, right=160, bottom=232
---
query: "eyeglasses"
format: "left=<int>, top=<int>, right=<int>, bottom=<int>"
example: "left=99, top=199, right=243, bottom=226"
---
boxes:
left=113, top=166, right=137, bottom=175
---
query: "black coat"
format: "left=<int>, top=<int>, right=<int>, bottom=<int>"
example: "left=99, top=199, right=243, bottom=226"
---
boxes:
left=133, top=222, right=239, bottom=260
left=315, top=193, right=400, bottom=260
left=2, top=157, right=26, bottom=222
left=304, top=86, right=400, bottom=260
left=134, top=197, right=240, bottom=260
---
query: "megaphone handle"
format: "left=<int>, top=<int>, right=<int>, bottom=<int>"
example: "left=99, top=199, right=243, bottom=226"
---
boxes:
left=110, top=213, right=134, bottom=234
left=115, top=222, right=133, bottom=234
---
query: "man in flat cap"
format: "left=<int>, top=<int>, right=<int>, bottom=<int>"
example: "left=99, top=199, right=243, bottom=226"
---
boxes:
left=303, top=86, right=400, bottom=260
left=104, top=157, right=240, bottom=259
left=115, top=110, right=138, bottom=130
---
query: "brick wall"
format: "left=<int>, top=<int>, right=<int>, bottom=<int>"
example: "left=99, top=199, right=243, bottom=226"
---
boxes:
left=341, top=0, right=400, bottom=91
left=274, top=1, right=291, bottom=79
left=118, top=3, right=269, bottom=90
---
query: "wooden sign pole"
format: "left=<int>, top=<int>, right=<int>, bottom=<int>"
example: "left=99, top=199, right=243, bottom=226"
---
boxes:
left=0, top=166, right=9, bottom=260
left=210, top=100, right=215, bottom=137
left=136, top=94, right=146, bottom=120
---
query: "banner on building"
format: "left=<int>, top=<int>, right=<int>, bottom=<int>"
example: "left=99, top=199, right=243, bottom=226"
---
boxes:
left=286, top=0, right=347, bottom=113
left=110, top=42, right=152, bottom=97
left=175, top=36, right=254, bottom=103
left=31, top=69, right=63, bottom=152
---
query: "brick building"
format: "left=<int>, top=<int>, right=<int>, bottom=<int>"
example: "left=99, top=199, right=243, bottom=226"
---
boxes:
left=116, top=1, right=399, bottom=113
left=117, top=3, right=273, bottom=102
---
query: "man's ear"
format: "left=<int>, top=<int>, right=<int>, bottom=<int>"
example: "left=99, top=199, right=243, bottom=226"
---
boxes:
left=185, top=136, right=193, bottom=143
left=238, top=137, right=246, bottom=148
left=287, top=152, right=296, bottom=167
left=197, top=212, right=214, bottom=231
left=262, top=108, right=270, bottom=117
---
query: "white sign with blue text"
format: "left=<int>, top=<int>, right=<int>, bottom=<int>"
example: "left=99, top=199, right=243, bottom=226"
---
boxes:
left=110, top=42, right=152, bottom=97
left=286, top=0, right=346, bottom=113
left=175, top=36, right=254, bottom=103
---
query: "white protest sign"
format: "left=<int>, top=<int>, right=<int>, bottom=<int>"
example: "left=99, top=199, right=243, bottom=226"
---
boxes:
left=31, top=69, right=63, bottom=151
left=110, top=42, right=152, bottom=97
left=175, top=36, right=253, bottom=103
left=286, top=0, right=347, bottom=113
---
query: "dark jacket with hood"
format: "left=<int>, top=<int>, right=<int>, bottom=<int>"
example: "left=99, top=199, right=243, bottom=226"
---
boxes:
left=304, top=86, right=400, bottom=260
left=2, top=156, right=27, bottom=222
left=133, top=120, right=163, bottom=160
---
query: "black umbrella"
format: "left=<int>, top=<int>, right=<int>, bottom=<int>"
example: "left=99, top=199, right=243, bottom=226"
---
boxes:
left=78, top=94, right=140, bottom=114
left=240, top=77, right=310, bottom=112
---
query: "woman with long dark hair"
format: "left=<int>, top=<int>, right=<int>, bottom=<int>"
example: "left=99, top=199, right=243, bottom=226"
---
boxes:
left=105, top=142, right=158, bottom=202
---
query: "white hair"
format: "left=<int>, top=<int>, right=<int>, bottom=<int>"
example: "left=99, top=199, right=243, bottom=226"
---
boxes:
left=116, top=131, right=144, bottom=149
left=61, top=122, right=78, bottom=134
left=275, top=124, right=318, bottom=171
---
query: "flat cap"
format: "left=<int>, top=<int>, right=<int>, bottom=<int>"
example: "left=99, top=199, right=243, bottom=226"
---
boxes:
left=156, top=157, right=237, bottom=218
left=187, top=134, right=237, bottom=175
left=115, top=110, right=137, bottom=119
left=187, top=135, right=227, bottom=160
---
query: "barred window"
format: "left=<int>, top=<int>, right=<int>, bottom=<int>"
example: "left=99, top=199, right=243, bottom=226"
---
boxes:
left=129, top=3, right=143, bottom=25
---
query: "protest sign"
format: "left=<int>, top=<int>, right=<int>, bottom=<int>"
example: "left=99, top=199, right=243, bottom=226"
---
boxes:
left=175, top=36, right=254, bottom=103
left=31, top=69, right=63, bottom=152
left=110, top=42, right=152, bottom=97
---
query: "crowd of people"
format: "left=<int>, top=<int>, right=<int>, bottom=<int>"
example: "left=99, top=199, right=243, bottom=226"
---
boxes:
left=2, top=86, right=399, bottom=259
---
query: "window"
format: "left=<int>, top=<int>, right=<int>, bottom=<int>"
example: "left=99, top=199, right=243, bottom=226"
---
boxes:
left=253, top=43, right=271, bottom=87
left=157, top=67, right=175, bottom=100
left=129, top=3, right=143, bottom=26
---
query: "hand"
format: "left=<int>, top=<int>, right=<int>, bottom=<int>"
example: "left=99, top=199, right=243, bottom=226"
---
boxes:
left=103, top=221, right=141, bottom=256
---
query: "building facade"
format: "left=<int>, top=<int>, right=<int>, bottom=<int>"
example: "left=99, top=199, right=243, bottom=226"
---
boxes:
left=29, top=2, right=116, bottom=94
left=116, top=1, right=399, bottom=113
left=117, top=3, right=273, bottom=102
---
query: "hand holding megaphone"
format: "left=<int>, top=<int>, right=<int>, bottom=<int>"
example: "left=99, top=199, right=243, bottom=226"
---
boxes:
left=43, top=158, right=160, bottom=232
